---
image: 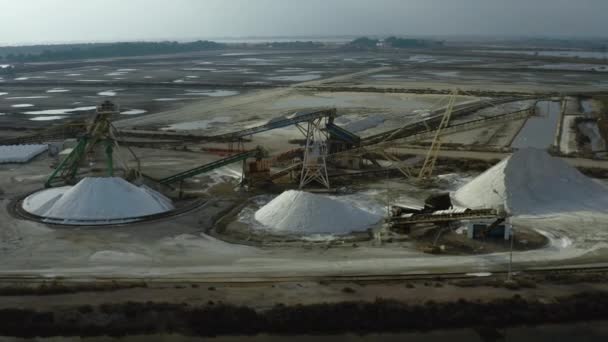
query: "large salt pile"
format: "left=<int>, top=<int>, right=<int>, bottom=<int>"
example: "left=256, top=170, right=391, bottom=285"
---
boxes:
left=22, top=177, right=174, bottom=224
left=453, top=148, right=608, bottom=216
left=254, top=190, right=382, bottom=234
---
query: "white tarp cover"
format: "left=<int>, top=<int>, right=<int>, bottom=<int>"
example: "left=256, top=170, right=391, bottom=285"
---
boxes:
left=0, top=144, right=48, bottom=163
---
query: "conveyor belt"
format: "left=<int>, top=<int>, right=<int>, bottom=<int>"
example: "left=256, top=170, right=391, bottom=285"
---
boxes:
left=209, top=108, right=336, bottom=142
left=159, top=149, right=260, bottom=185
left=363, top=97, right=525, bottom=145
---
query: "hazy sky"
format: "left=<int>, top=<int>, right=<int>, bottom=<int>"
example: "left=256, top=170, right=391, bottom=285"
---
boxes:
left=1, top=0, right=607, bottom=45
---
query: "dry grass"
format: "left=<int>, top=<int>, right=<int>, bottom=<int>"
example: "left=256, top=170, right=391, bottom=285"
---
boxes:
left=0, top=281, right=147, bottom=296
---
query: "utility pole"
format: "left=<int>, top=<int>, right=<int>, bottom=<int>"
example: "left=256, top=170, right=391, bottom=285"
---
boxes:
left=507, top=223, right=514, bottom=282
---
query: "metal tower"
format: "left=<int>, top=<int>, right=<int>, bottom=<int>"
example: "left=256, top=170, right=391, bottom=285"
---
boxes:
left=296, top=116, right=331, bottom=189
left=45, top=101, right=140, bottom=188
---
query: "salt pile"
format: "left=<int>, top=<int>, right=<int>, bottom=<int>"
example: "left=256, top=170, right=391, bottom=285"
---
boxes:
left=254, top=190, right=382, bottom=234
left=23, top=177, right=174, bottom=224
left=453, top=148, right=608, bottom=216
left=0, top=144, right=48, bottom=163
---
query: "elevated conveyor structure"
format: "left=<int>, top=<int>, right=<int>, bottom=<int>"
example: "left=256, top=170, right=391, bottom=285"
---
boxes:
left=362, top=97, right=526, bottom=146
left=45, top=138, right=89, bottom=188
left=326, top=122, right=361, bottom=145
left=209, top=109, right=337, bottom=142
left=390, top=209, right=498, bottom=225
left=117, top=109, right=337, bottom=144
left=400, top=107, right=534, bottom=143
left=158, top=148, right=264, bottom=185
left=45, top=101, right=140, bottom=188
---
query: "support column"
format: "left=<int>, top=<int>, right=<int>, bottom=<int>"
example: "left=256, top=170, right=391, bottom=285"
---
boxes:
left=298, top=118, right=330, bottom=189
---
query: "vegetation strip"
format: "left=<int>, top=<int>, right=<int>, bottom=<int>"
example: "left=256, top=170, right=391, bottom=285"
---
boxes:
left=1, top=291, right=608, bottom=337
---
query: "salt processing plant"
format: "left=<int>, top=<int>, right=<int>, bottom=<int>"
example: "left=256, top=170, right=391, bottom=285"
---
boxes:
left=3, top=94, right=608, bottom=277
left=2, top=45, right=608, bottom=283
left=6, top=0, right=608, bottom=336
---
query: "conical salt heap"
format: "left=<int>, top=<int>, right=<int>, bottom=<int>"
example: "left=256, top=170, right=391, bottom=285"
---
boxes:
left=452, top=148, right=608, bottom=216
left=23, top=177, right=174, bottom=222
left=255, top=190, right=382, bottom=234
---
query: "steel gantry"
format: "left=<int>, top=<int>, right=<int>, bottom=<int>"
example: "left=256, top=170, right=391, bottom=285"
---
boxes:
left=296, top=116, right=331, bottom=189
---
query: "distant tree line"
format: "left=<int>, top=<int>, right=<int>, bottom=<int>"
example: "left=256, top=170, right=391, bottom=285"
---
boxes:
left=266, top=41, right=324, bottom=49
left=348, top=36, right=444, bottom=49
left=350, top=37, right=379, bottom=48
left=0, top=41, right=225, bottom=63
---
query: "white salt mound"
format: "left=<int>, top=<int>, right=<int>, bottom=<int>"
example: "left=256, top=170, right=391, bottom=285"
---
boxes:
left=24, top=177, right=174, bottom=222
left=254, top=190, right=382, bottom=234
left=453, top=148, right=608, bottom=216
left=22, top=186, right=70, bottom=216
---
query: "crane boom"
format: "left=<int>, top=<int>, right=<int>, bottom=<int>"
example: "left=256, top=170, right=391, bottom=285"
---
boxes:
left=418, top=90, right=458, bottom=180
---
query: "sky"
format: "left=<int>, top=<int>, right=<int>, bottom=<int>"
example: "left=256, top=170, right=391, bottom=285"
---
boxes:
left=0, top=0, right=607, bottom=45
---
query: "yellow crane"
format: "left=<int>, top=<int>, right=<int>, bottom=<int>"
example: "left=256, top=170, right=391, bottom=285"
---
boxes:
left=418, top=90, right=458, bottom=180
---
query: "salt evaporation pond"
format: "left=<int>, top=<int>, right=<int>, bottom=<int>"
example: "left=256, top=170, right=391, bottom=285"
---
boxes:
left=23, top=106, right=96, bottom=115
left=371, top=74, right=400, bottom=78
left=46, top=88, right=70, bottom=93
left=162, top=116, right=231, bottom=131
left=29, top=116, right=68, bottom=121
left=277, top=68, right=305, bottom=73
left=268, top=74, right=321, bottom=82
left=222, top=52, right=259, bottom=56
left=408, top=55, right=435, bottom=63
left=477, top=49, right=608, bottom=60
left=7, top=96, right=49, bottom=99
left=511, top=101, right=561, bottom=149
left=180, top=90, right=239, bottom=97
left=12, top=104, right=34, bottom=108
left=428, top=71, right=461, bottom=78
left=154, top=98, right=182, bottom=102
left=240, top=58, right=270, bottom=62
left=121, top=109, right=147, bottom=115
left=182, top=68, right=217, bottom=71
left=533, top=64, right=608, bottom=72
left=98, top=90, right=119, bottom=96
